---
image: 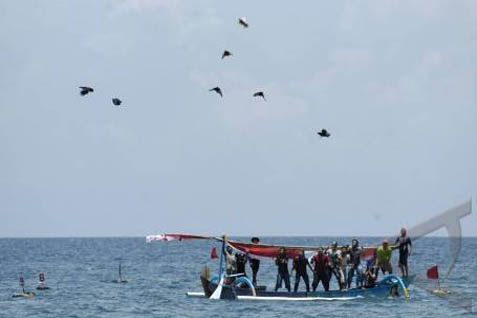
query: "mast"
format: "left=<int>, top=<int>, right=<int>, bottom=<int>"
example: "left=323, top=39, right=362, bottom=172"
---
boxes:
left=218, top=239, right=225, bottom=278
left=19, top=273, right=25, bottom=294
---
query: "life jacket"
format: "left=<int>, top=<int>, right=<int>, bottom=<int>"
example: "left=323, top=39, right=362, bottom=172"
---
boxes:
left=313, top=254, right=328, bottom=272
left=276, top=255, right=289, bottom=273
left=235, top=254, right=247, bottom=274
left=293, top=255, right=308, bottom=273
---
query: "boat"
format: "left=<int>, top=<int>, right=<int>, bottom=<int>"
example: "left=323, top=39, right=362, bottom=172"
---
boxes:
left=196, top=272, right=412, bottom=301
left=147, top=233, right=412, bottom=301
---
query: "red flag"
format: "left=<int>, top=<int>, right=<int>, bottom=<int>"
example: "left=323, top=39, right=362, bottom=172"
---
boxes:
left=210, top=247, right=218, bottom=259
left=427, top=265, right=439, bottom=280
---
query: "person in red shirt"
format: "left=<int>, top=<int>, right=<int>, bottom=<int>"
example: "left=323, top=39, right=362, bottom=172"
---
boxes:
left=311, top=248, right=330, bottom=292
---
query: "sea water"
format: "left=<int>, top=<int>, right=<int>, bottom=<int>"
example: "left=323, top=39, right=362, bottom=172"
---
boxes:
left=0, top=237, right=476, bottom=317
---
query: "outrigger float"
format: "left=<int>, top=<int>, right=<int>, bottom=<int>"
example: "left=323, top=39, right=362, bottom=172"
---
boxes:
left=147, top=233, right=412, bottom=301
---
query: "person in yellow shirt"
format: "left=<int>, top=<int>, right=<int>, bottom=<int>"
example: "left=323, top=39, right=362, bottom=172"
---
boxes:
left=376, top=239, right=395, bottom=275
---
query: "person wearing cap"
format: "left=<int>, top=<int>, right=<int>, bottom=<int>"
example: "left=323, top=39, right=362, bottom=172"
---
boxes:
left=395, top=227, right=412, bottom=277
left=376, top=239, right=393, bottom=275
left=249, top=237, right=261, bottom=286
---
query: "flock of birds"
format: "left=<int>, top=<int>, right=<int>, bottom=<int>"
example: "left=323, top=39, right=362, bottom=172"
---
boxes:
left=208, top=18, right=268, bottom=103
left=78, top=17, right=330, bottom=138
left=79, top=86, right=122, bottom=106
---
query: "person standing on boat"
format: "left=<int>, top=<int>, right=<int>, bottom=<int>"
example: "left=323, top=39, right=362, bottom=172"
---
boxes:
left=395, top=227, right=412, bottom=277
left=292, top=250, right=312, bottom=292
left=235, top=253, right=248, bottom=277
left=222, top=236, right=236, bottom=284
left=274, top=247, right=291, bottom=292
left=376, top=239, right=393, bottom=276
left=311, top=248, right=330, bottom=292
left=339, top=246, right=349, bottom=289
left=249, top=237, right=261, bottom=286
left=347, top=239, right=363, bottom=288
left=327, top=242, right=345, bottom=290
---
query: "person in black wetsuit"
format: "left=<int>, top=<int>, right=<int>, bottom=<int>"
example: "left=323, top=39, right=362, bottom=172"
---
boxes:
left=274, top=247, right=291, bottom=292
left=347, top=239, right=363, bottom=288
left=395, top=227, right=412, bottom=277
left=292, top=250, right=312, bottom=292
left=249, top=237, right=260, bottom=286
left=235, top=253, right=248, bottom=277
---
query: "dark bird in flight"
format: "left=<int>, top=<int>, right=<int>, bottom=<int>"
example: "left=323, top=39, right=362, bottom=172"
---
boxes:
left=209, top=87, right=223, bottom=97
left=238, top=17, right=249, bottom=28
left=112, top=98, right=122, bottom=106
left=253, top=91, right=266, bottom=101
left=222, top=50, right=232, bottom=59
left=79, top=86, right=94, bottom=96
left=317, top=129, right=331, bottom=138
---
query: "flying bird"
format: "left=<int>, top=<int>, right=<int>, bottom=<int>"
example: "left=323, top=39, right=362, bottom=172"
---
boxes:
left=79, top=86, right=94, bottom=96
left=222, top=50, right=232, bottom=59
left=238, top=17, right=249, bottom=28
left=317, top=129, right=331, bottom=138
left=209, top=87, right=223, bottom=97
left=253, top=91, right=266, bottom=101
left=112, top=98, right=122, bottom=106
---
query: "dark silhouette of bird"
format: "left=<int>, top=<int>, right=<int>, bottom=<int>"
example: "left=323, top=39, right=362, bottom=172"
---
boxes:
left=209, top=87, right=223, bottom=97
left=222, top=50, right=232, bottom=59
left=253, top=91, right=266, bottom=101
left=112, top=98, right=122, bottom=106
left=79, top=86, right=94, bottom=96
left=317, top=129, right=331, bottom=138
left=238, top=17, right=249, bottom=28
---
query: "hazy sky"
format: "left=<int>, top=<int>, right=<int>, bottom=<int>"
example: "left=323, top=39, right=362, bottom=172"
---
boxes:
left=1, top=1, right=476, bottom=237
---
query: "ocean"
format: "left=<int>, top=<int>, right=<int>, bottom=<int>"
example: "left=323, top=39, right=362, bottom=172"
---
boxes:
left=0, top=237, right=476, bottom=317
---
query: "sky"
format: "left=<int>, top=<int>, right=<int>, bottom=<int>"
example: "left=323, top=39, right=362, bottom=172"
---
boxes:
left=1, top=0, right=476, bottom=237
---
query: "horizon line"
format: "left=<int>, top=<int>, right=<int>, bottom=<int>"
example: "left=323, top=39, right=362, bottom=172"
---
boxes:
left=1, top=235, right=475, bottom=239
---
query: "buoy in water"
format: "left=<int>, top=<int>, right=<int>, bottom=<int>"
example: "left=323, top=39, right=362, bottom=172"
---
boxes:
left=36, top=272, right=51, bottom=290
left=432, top=288, right=450, bottom=297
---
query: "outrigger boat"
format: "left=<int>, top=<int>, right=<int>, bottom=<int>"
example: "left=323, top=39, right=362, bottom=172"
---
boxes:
left=147, top=233, right=412, bottom=301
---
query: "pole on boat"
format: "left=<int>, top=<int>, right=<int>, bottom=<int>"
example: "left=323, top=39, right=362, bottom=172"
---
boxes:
left=20, top=272, right=25, bottom=294
left=218, top=235, right=225, bottom=279
left=210, top=235, right=227, bottom=300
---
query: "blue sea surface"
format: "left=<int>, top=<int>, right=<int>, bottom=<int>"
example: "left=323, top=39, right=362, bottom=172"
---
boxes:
left=0, top=237, right=476, bottom=317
